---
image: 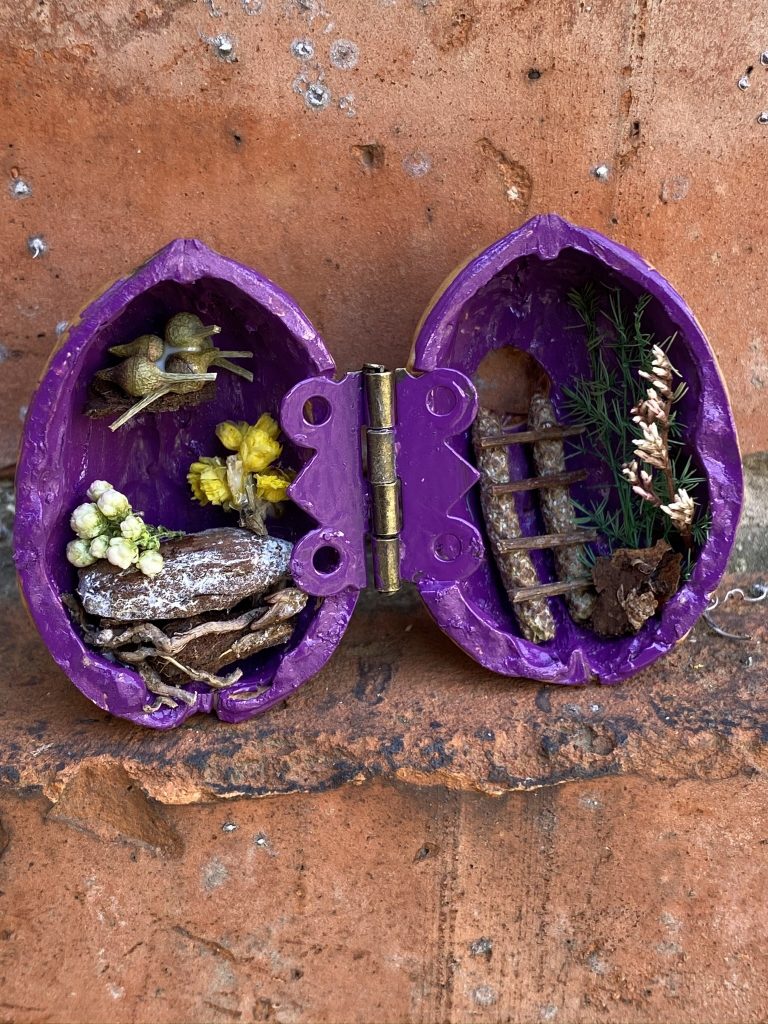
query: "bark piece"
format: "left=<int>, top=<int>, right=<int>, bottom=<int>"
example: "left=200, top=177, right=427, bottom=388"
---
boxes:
left=529, top=393, right=596, bottom=623
left=591, top=539, right=682, bottom=637
left=85, top=376, right=216, bottom=419
left=472, top=407, right=556, bottom=643
left=77, top=528, right=292, bottom=621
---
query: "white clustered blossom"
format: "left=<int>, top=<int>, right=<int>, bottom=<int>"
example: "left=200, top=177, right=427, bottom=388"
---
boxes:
left=120, top=514, right=144, bottom=541
left=622, top=345, right=695, bottom=536
left=68, top=481, right=170, bottom=578
left=631, top=387, right=667, bottom=426
left=70, top=502, right=107, bottom=539
left=86, top=480, right=113, bottom=501
left=660, top=488, right=695, bottom=529
left=89, top=535, right=110, bottom=559
left=638, top=344, right=675, bottom=396
left=107, top=536, right=139, bottom=570
left=633, top=420, right=668, bottom=470
left=97, top=488, right=131, bottom=521
left=137, top=550, right=164, bottom=577
left=66, top=539, right=97, bottom=567
left=621, top=460, right=657, bottom=504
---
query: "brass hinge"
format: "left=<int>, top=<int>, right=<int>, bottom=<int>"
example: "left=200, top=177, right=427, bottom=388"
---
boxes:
left=363, top=363, right=402, bottom=594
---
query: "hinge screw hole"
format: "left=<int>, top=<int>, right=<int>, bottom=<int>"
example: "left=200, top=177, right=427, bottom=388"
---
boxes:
left=433, top=533, right=461, bottom=562
left=426, top=385, right=458, bottom=417
left=303, top=395, right=332, bottom=425
left=312, top=544, right=342, bottom=574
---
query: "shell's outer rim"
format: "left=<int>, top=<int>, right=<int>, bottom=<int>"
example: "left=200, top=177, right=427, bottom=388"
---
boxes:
left=14, top=238, right=357, bottom=729
left=411, top=213, right=743, bottom=685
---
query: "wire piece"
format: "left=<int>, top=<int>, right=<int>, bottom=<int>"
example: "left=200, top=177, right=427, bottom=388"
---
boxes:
left=703, top=582, right=768, bottom=640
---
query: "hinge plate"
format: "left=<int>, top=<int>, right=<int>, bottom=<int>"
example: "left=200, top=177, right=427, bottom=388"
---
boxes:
left=281, top=366, right=483, bottom=596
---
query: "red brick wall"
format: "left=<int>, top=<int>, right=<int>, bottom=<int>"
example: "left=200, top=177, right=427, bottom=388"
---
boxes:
left=2, top=0, right=766, bottom=467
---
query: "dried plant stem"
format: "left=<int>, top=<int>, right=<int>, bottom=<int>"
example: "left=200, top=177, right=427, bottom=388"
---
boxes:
left=89, top=609, right=263, bottom=655
left=626, top=345, right=694, bottom=546
left=472, top=407, right=556, bottom=643
left=155, top=655, right=243, bottom=689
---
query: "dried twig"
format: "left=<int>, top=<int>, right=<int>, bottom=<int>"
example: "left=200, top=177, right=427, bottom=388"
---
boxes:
left=155, top=655, right=243, bottom=689
left=138, top=664, right=197, bottom=712
left=472, top=407, right=556, bottom=643
left=529, top=393, right=596, bottom=623
left=249, top=588, right=308, bottom=629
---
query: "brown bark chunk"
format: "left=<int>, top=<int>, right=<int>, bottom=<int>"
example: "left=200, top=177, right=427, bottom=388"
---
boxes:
left=590, top=540, right=682, bottom=637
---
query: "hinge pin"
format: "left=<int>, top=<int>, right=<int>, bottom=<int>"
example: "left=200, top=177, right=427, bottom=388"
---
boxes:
left=363, top=364, right=401, bottom=593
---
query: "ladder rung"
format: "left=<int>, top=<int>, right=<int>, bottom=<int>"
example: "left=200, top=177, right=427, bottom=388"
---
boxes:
left=511, top=578, right=593, bottom=603
left=491, top=469, right=587, bottom=495
left=479, top=425, right=584, bottom=449
left=496, top=530, right=597, bottom=552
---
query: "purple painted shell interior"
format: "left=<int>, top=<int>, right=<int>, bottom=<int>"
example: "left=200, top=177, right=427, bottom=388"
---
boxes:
left=411, top=214, right=743, bottom=684
left=14, top=239, right=358, bottom=728
left=14, top=217, right=744, bottom=728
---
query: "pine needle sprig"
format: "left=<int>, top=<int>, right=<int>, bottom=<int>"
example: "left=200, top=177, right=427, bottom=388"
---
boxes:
left=561, top=285, right=709, bottom=555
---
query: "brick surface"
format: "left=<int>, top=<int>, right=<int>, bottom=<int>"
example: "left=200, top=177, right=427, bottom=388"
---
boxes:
left=1, top=775, right=767, bottom=1023
left=2, top=4, right=768, bottom=1017
left=1, top=507, right=767, bottom=1020
left=1, top=0, right=768, bottom=468
left=2, top=575, right=767, bottom=803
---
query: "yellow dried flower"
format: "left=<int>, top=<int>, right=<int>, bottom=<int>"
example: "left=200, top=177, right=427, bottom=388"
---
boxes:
left=200, top=464, right=232, bottom=506
left=240, top=422, right=282, bottom=474
left=255, top=470, right=291, bottom=503
left=253, top=413, right=280, bottom=440
left=188, top=456, right=232, bottom=506
left=187, top=462, right=207, bottom=504
left=215, top=420, right=250, bottom=451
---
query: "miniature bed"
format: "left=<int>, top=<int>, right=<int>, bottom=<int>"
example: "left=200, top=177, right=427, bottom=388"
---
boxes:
left=14, top=215, right=742, bottom=728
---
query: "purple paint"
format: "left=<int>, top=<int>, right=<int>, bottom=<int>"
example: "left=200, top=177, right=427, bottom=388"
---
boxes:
left=396, top=368, right=483, bottom=584
left=14, top=239, right=358, bottom=728
left=14, top=217, right=744, bottom=727
left=410, top=214, right=743, bottom=684
left=282, top=373, right=368, bottom=596
left=283, top=366, right=483, bottom=594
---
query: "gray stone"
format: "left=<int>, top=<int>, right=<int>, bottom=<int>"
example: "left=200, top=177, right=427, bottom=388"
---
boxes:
left=77, top=528, right=292, bottom=620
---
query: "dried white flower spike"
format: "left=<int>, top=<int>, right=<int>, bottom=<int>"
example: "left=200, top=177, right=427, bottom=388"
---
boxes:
left=634, top=421, right=669, bottom=470
left=660, top=488, right=695, bottom=528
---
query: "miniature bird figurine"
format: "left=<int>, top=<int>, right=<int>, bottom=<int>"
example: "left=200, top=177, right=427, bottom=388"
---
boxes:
left=164, top=312, right=221, bottom=350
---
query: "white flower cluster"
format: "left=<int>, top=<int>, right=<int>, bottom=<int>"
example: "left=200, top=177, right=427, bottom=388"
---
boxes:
left=621, top=459, right=656, bottom=503
left=631, top=346, right=675, bottom=471
left=66, top=481, right=164, bottom=577
left=632, top=420, right=669, bottom=471
left=637, top=344, right=674, bottom=397
left=660, top=488, right=695, bottom=530
left=622, top=345, right=695, bottom=533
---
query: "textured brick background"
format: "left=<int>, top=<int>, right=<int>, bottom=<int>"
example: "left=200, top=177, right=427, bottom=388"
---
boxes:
left=3, top=3, right=768, bottom=1022
left=1, top=520, right=767, bottom=1021
left=2, top=0, right=768, bottom=469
